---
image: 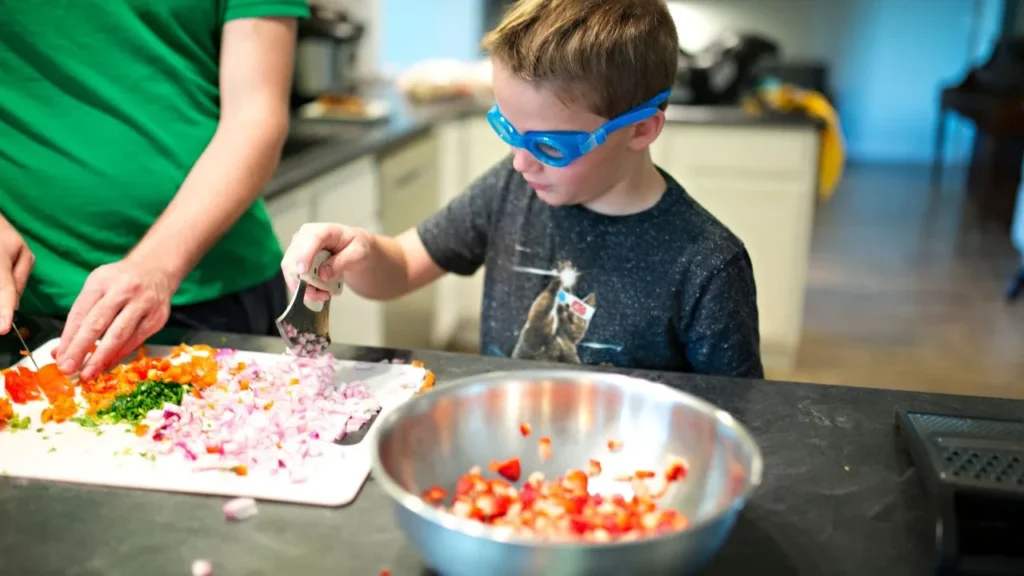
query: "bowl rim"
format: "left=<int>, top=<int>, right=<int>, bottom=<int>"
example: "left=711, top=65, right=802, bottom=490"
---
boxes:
left=368, top=368, right=764, bottom=549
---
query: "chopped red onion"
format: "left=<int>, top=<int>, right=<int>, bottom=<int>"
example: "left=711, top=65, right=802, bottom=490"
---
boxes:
left=191, top=559, right=213, bottom=576
left=222, top=497, right=258, bottom=521
left=144, top=351, right=382, bottom=482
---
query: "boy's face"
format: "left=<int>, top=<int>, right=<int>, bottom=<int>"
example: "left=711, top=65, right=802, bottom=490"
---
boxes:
left=491, top=63, right=646, bottom=208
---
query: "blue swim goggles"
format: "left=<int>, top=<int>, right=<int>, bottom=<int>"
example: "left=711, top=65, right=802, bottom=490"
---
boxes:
left=487, top=89, right=672, bottom=168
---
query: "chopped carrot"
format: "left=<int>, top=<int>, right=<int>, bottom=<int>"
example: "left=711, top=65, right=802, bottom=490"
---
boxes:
left=538, top=437, right=552, bottom=461
left=239, top=380, right=250, bottom=391
left=134, top=424, right=150, bottom=437
left=0, top=397, right=14, bottom=423
left=18, top=350, right=29, bottom=357
left=607, top=439, right=624, bottom=452
left=417, top=370, right=436, bottom=393
left=263, top=401, right=274, bottom=411
left=519, top=423, right=532, bottom=436
left=230, top=465, right=248, bottom=476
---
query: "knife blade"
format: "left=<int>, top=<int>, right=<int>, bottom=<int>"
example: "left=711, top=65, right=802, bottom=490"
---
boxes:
left=10, top=320, right=39, bottom=371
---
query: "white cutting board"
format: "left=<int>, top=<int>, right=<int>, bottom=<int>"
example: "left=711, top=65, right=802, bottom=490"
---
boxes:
left=0, top=339, right=425, bottom=507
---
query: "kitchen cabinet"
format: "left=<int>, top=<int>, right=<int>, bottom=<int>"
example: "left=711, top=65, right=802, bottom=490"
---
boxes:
left=378, top=130, right=441, bottom=350
left=311, top=156, right=385, bottom=349
left=432, top=117, right=510, bottom=350
left=651, top=123, right=819, bottom=370
left=266, top=155, right=385, bottom=348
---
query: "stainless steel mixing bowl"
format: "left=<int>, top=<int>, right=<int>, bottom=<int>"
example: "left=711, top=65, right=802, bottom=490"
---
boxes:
left=370, top=370, right=763, bottom=576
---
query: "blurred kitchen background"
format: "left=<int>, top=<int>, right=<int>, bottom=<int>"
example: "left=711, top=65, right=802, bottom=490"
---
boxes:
left=273, top=0, right=1024, bottom=399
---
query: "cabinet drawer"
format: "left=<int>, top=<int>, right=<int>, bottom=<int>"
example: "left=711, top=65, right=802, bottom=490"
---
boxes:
left=661, top=124, right=818, bottom=178
left=380, top=132, right=438, bottom=192
left=312, top=155, right=380, bottom=233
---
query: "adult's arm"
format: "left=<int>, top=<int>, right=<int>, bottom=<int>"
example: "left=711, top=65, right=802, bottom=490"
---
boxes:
left=54, top=17, right=298, bottom=378
left=125, top=17, right=296, bottom=283
left=0, top=212, right=34, bottom=335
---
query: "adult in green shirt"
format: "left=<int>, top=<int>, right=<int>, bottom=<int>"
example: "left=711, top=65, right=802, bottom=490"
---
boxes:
left=0, top=0, right=310, bottom=380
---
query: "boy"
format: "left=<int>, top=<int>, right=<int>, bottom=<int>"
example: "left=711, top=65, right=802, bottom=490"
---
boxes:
left=282, top=0, right=763, bottom=378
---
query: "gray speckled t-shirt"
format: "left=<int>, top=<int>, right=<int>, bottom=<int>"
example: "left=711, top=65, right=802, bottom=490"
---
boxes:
left=417, top=156, right=763, bottom=378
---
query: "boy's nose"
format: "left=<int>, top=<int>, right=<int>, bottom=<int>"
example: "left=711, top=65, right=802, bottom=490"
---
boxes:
left=511, top=148, right=542, bottom=174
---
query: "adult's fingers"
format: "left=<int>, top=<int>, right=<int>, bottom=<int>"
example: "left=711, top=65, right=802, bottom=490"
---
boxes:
left=0, top=252, right=14, bottom=335
left=11, top=247, right=34, bottom=297
left=54, top=278, right=106, bottom=362
left=57, top=290, right=123, bottom=374
left=79, top=303, right=147, bottom=381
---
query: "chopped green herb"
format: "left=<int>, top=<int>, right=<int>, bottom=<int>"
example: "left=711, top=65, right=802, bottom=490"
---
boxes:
left=48, top=447, right=56, bottom=453
left=42, top=436, right=49, bottom=441
left=35, top=427, right=43, bottom=433
left=9, top=415, right=31, bottom=430
left=71, top=416, right=99, bottom=428
left=95, top=380, right=189, bottom=425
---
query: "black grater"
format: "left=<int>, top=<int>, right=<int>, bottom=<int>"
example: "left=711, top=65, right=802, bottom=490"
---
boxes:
left=896, top=410, right=1024, bottom=576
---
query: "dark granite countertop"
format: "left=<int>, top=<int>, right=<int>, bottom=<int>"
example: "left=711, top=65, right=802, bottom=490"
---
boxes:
left=264, top=88, right=821, bottom=200
left=2, top=320, right=1022, bottom=575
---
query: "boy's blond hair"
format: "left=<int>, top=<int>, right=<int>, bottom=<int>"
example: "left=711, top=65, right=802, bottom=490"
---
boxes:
left=482, top=0, right=678, bottom=119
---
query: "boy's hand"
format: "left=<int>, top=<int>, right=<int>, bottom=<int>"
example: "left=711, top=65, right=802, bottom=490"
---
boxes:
left=281, top=223, right=374, bottom=302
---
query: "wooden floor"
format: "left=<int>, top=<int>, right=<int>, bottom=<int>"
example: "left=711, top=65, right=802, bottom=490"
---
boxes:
left=768, top=163, right=1024, bottom=399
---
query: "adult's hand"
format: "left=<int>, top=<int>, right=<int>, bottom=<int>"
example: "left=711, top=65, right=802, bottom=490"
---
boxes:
left=53, top=258, right=175, bottom=380
left=0, top=217, right=34, bottom=335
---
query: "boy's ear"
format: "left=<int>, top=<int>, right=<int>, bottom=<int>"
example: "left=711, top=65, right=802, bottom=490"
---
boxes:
left=627, top=111, right=666, bottom=151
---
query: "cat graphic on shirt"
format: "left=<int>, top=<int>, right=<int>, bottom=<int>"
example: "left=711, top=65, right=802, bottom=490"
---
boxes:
left=511, top=262, right=597, bottom=364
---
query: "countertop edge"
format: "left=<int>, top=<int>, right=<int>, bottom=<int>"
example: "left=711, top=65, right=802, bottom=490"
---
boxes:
left=263, top=96, right=825, bottom=201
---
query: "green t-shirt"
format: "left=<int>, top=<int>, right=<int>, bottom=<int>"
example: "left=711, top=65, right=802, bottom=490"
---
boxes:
left=0, top=0, right=309, bottom=317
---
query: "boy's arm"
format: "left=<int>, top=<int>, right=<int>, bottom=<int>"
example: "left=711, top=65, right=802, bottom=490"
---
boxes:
left=338, top=157, right=511, bottom=299
left=681, top=249, right=764, bottom=379
left=337, top=229, right=444, bottom=301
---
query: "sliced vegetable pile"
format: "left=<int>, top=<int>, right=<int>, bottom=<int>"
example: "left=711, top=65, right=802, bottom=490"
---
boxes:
left=140, top=350, right=383, bottom=482
left=421, top=430, right=690, bottom=542
left=1, top=343, right=437, bottom=482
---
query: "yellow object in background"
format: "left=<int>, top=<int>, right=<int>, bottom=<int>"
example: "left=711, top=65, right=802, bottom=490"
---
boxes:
left=742, top=83, right=846, bottom=201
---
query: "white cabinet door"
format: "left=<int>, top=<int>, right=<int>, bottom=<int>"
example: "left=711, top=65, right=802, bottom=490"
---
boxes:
left=460, top=118, right=509, bottom=337
left=378, top=130, right=441, bottom=350
left=265, top=186, right=316, bottom=251
left=308, top=156, right=385, bottom=348
left=433, top=122, right=468, bottom=346
left=656, top=124, right=819, bottom=369
left=465, top=116, right=510, bottom=181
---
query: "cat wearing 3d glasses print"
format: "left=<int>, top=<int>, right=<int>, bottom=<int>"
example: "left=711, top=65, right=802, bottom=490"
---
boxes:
left=281, top=0, right=764, bottom=378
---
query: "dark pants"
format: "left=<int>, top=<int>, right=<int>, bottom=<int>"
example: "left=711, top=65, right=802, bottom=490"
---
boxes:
left=164, top=272, right=289, bottom=336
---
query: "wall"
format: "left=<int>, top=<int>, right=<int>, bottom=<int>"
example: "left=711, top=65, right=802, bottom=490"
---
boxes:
left=669, top=0, right=1005, bottom=165
left=378, top=0, right=484, bottom=76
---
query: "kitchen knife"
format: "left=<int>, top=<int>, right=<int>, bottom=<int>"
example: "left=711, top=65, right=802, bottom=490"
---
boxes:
left=10, top=320, right=39, bottom=371
left=275, top=250, right=343, bottom=357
